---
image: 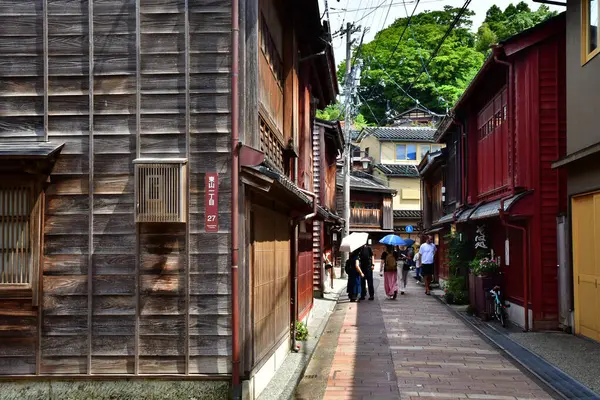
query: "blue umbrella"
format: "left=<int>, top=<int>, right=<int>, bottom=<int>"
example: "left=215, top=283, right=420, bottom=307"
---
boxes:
left=403, top=238, right=416, bottom=247
left=379, top=234, right=406, bottom=246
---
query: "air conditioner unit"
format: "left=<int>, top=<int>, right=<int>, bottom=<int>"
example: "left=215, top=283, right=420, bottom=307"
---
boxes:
left=134, top=159, right=188, bottom=223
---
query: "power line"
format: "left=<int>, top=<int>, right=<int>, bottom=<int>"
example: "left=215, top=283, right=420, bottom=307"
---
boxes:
left=401, top=0, right=445, bottom=107
left=328, top=0, right=444, bottom=14
left=353, top=0, right=391, bottom=24
left=384, top=0, right=420, bottom=64
left=404, top=0, right=472, bottom=95
left=357, top=92, right=381, bottom=126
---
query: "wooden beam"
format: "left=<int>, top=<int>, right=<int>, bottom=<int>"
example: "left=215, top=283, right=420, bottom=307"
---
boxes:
left=184, top=0, right=191, bottom=376
left=134, top=0, right=141, bottom=376
left=87, top=0, right=95, bottom=376
left=43, top=0, right=48, bottom=142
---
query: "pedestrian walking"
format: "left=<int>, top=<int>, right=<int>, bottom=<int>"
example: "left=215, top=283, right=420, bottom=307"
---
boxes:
left=379, top=249, right=387, bottom=277
left=383, top=245, right=399, bottom=299
left=346, top=248, right=364, bottom=302
left=400, top=245, right=413, bottom=295
left=323, top=249, right=334, bottom=292
left=419, top=235, right=437, bottom=295
left=413, top=245, right=422, bottom=282
left=359, top=241, right=375, bottom=301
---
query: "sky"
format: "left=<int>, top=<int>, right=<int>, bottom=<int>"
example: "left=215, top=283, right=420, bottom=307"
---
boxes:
left=317, top=0, right=563, bottom=67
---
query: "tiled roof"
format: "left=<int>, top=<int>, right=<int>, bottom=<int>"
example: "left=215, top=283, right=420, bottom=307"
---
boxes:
left=375, top=164, right=419, bottom=177
left=469, top=191, right=532, bottom=221
left=359, top=126, right=436, bottom=142
left=336, top=171, right=396, bottom=194
left=393, top=210, right=422, bottom=219
left=253, top=165, right=312, bottom=205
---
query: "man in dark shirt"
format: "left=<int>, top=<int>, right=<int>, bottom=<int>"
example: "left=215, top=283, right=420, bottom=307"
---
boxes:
left=359, top=241, right=375, bottom=300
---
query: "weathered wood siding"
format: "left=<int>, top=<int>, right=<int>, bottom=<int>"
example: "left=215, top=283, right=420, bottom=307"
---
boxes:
left=0, top=0, right=231, bottom=376
left=312, top=125, right=322, bottom=291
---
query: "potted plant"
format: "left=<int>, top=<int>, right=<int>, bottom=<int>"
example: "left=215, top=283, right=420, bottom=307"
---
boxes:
left=470, top=257, right=500, bottom=277
left=469, top=254, right=502, bottom=319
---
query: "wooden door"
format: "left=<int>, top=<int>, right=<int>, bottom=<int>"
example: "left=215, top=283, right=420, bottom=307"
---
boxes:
left=251, top=206, right=291, bottom=364
left=297, top=232, right=313, bottom=320
left=571, top=192, right=600, bottom=342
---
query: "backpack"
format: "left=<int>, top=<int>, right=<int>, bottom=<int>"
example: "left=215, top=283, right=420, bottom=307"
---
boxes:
left=344, top=257, right=353, bottom=275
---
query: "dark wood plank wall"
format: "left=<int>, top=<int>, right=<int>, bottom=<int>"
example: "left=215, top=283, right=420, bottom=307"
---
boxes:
left=0, top=0, right=232, bottom=376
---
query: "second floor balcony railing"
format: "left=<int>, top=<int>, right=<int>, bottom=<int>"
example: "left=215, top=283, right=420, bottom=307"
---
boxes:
left=350, top=208, right=381, bottom=227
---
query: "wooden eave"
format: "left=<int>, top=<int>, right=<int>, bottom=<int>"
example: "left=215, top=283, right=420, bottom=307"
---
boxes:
left=0, top=142, right=64, bottom=176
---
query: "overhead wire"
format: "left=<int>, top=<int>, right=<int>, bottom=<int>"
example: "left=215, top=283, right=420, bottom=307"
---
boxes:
left=384, top=0, right=420, bottom=65
left=357, top=92, right=381, bottom=126
left=328, top=0, right=445, bottom=14
left=403, top=0, right=472, bottom=95
left=401, top=0, right=444, bottom=106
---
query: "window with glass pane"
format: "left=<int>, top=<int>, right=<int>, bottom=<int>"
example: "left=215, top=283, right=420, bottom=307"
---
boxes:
left=0, top=187, right=31, bottom=286
left=407, top=144, right=417, bottom=160
left=590, top=0, right=598, bottom=53
left=420, top=145, right=431, bottom=159
left=432, top=144, right=442, bottom=152
left=396, top=144, right=406, bottom=160
left=584, top=0, right=600, bottom=62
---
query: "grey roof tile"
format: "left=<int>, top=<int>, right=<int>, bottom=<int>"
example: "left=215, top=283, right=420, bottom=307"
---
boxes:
left=336, top=171, right=396, bottom=194
left=375, top=164, right=419, bottom=177
left=393, top=210, right=422, bottom=219
left=360, top=126, right=436, bottom=142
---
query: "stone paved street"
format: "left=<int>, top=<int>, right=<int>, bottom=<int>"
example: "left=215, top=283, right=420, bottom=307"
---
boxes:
left=296, top=273, right=555, bottom=400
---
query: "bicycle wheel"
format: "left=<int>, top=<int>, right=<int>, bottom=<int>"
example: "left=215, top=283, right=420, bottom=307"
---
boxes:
left=496, top=305, right=506, bottom=327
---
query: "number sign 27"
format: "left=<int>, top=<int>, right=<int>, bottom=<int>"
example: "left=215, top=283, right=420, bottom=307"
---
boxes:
left=205, top=173, right=219, bottom=232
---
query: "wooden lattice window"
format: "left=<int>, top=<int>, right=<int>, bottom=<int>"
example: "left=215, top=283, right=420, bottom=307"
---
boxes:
left=0, top=183, right=43, bottom=303
left=134, top=159, right=188, bottom=223
left=259, top=117, right=285, bottom=173
left=259, top=13, right=283, bottom=87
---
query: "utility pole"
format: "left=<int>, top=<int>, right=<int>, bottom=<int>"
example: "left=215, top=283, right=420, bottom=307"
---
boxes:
left=341, top=22, right=358, bottom=278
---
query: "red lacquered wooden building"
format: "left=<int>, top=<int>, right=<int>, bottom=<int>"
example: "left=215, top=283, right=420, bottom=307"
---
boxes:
left=437, top=14, right=567, bottom=330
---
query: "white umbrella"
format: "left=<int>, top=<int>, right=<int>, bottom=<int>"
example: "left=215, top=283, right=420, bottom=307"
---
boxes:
left=339, top=232, right=369, bottom=253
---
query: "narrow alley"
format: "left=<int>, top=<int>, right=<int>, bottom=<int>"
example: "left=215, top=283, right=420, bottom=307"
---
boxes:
left=295, top=275, right=554, bottom=400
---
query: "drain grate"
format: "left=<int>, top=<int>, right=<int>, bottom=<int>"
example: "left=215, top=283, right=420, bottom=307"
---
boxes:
left=304, top=374, right=318, bottom=379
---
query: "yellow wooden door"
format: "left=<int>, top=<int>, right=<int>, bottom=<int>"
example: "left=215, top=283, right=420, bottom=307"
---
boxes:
left=572, top=192, right=600, bottom=342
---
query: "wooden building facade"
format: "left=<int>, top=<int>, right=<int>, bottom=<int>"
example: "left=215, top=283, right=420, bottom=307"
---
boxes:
left=551, top=0, right=600, bottom=342
left=0, top=0, right=338, bottom=396
left=428, top=14, right=567, bottom=330
left=0, top=0, right=233, bottom=377
left=312, top=119, right=344, bottom=295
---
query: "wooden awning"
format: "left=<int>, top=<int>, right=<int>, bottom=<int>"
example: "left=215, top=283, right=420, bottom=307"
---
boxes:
left=241, top=165, right=315, bottom=213
left=0, top=142, right=64, bottom=175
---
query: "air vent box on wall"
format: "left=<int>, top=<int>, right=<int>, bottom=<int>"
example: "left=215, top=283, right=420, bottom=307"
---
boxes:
left=134, top=158, right=188, bottom=223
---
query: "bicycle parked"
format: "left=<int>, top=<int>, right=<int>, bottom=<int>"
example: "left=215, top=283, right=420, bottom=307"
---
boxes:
left=489, top=285, right=509, bottom=327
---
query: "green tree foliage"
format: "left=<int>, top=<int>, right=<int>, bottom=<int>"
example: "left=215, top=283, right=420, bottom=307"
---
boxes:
left=316, top=103, right=373, bottom=129
left=476, top=2, right=557, bottom=52
left=357, top=6, right=484, bottom=121
left=351, top=3, right=558, bottom=124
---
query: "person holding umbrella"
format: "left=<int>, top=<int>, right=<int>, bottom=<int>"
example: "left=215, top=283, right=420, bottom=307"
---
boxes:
left=359, top=240, right=375, bottom=301
left=345, top=247, right=364, bottom=302
left=340, top=232, right=368, bottom=302
left=379, top=234, right=406, bottom=299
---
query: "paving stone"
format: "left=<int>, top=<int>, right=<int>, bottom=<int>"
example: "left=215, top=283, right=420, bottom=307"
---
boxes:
left=296, top=274, right=554, bottom=400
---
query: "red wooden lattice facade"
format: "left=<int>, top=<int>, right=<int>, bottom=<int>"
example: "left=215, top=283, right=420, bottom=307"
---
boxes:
left=476, top=88, right=509, bottom=198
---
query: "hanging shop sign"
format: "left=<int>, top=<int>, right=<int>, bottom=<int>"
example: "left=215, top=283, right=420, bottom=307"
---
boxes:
left=205, top=173, right=219, bottom=232
left=474, top=225, right=488, bottom=250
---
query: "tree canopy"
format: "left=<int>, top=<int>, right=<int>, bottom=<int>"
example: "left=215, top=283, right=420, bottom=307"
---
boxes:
left=319, top=2, right=558, bottom=125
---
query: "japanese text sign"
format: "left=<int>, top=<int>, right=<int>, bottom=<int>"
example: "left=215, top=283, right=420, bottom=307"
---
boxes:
left=205, top=173, right=219, bottom=232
